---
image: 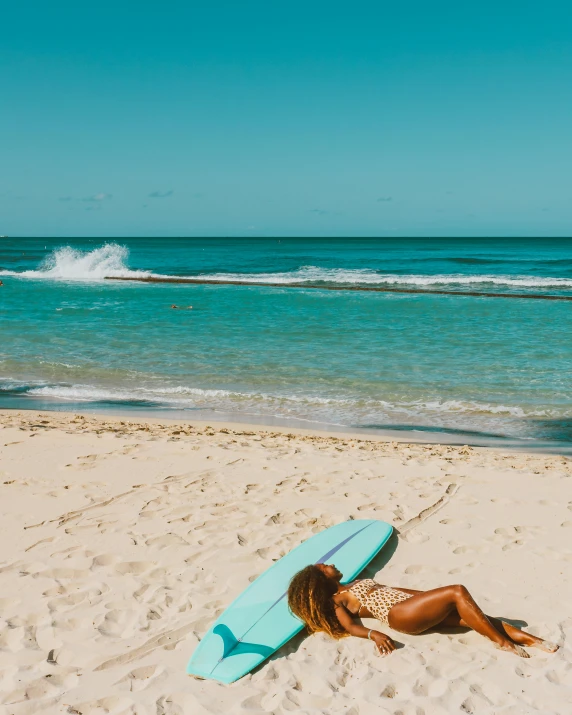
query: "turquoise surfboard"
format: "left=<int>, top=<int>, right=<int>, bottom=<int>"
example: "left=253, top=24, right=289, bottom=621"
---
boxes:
left=186, top=519, right=393, bottom=683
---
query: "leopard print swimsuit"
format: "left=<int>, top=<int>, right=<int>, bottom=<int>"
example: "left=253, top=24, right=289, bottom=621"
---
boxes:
left=345, top=578, right=413, bottom=624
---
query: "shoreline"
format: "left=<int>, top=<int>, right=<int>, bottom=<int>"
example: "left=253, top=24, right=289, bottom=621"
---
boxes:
left=2, top=404, right=572, bottom=457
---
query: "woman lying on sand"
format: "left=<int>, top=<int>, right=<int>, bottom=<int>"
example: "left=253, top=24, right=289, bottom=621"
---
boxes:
left=288, top=563, right=559, bottom=658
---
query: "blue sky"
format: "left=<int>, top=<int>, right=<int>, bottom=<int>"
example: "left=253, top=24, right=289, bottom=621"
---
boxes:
left=1, top=1, right=571, bottom=237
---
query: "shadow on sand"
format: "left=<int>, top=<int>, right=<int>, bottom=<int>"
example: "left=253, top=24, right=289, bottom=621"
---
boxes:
left=251, top=530, right=536, bottom=675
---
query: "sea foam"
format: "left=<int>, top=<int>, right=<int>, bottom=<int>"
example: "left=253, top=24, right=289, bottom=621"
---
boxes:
left=23, top=382, right=556, bottom=419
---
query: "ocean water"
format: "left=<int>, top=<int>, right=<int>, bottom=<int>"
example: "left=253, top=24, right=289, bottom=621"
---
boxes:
left=1, top=238, right=571, bottom=448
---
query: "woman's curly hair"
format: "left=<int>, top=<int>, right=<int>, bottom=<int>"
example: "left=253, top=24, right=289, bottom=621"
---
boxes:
left=287, top=565, right=348, bottom=639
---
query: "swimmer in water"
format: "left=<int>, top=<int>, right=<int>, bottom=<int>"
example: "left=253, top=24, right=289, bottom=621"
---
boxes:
left=171, top=304, right=192, bottom=309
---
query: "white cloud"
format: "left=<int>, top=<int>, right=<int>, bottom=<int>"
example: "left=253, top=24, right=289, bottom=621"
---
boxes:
left=82, top=193, right=112, bottom=202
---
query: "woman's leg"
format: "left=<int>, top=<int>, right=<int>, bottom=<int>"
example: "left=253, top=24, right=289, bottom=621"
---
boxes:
left=388, top=585, right=530, bottom=657
left=439, top=610, right=559, bottom=652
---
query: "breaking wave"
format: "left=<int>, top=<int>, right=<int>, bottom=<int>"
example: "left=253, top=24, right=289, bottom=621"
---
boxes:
left=0, top=244, right=153, bottom=281
left=202, top=267, right=572, bottom=289
left=2, top=243, right=572, bottom=290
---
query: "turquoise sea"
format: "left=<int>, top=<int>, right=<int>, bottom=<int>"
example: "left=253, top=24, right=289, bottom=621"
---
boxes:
left=1, top=238, right=571, bottom=449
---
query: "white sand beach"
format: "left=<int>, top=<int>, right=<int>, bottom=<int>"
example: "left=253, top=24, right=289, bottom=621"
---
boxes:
left=0, top=409, right=571, bottom=715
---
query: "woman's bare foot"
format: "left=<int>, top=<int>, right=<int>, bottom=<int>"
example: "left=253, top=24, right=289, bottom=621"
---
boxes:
left=531, top=639, right=560, bottom=653
left=496, top=641, right=531, bottom=658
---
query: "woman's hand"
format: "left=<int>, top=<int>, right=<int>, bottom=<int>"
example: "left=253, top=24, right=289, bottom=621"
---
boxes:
left=371, top=631, right=395, bottom=656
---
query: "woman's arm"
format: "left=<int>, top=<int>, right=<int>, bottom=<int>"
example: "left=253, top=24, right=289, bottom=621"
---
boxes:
left=335, top=604, right=396, bottom=656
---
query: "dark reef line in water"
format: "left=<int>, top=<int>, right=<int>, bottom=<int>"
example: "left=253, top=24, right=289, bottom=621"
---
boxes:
left=106, top=276, right=572, bottom=301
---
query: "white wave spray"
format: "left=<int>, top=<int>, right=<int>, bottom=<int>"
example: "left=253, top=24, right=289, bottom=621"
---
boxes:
left=0, top=243, right=152, bottom=281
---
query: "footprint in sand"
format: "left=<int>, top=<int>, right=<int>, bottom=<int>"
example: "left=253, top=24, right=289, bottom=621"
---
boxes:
left=439, top=518, right=471, bottom=529
left=0, top=597, right=20, bottom=614
left=488, top=525, right=540, bottom=552
left=91, top=553, right=121, bottom=569
left=357, top=502, right=378, bottom=511
left=494, top=525, right=541, bottom=537
left=404, top=564, right=432, bottom=575
left=71, top=696, right=136, bottom=714
left=380, top=684, right=397, bottom=698
left=0, top=627, right=24, bottom=652
left=2, top=676, right=62, bottom=705
left=73, top=454, right=104, bottom=471
left=405, top=530, right=430, bottom=544
left=501, top=539, right=525, bottom=551
left=145, top=533, right=189, bottom=549
left=457, top=495, right=479, bottom=506
left=448, top=561, right=479, bottom=575
left=96, top=609, right=140, bottom=638
left=531, top=546, right=569, bottom=561
left=47, top=591, right=87, bottom=612
left=452, top=544, right=489, bottom=555
left=38, top=567, right=88, bottom=580
left=115, top=561, right=155, bottom=575
left=490, top=497, right=521, bottom=506
left=116, top=664, right=166, bottom=692
left=538, top=499, right=559, bottom=507
left=256, top=546, right=275, bottom=560
left=50, top=545, right=83, bottom=557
